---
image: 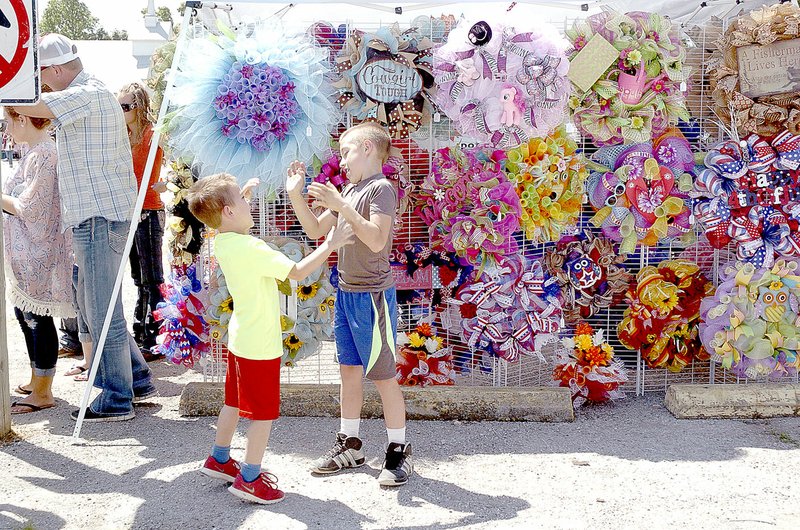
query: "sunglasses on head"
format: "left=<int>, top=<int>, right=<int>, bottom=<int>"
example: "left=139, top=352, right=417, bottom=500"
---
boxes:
left=120, top=103, right=137, bottom=112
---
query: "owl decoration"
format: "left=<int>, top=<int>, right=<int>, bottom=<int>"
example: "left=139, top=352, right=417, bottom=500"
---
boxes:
left=544, top=233, right=632, bottom=324
left=700, top=259, right=800, bottom=379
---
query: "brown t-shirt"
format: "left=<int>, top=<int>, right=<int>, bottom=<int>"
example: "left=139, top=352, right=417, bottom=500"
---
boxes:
left=336, top=174, right=397, bottom=293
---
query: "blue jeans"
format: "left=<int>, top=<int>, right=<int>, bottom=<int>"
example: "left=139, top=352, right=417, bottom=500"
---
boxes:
left=72, top=217, right=155, bottom=415
left=129, top=209, right=165, bottom=350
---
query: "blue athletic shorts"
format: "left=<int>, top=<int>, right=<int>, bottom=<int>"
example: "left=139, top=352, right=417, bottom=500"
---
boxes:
left=334, top=287, right=398, bottom=380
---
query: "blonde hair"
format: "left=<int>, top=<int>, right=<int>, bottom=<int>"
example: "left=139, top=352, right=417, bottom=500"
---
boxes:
left=118, top=82, right=153, bottom=146
left=340, top=122, right=391, bottom=163
left=186, top=173, right=241, bottom=229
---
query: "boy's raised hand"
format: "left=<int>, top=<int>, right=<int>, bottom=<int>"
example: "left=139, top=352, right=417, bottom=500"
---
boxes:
left=241, top=178, right=260, bottom=201
left=326, top=222, right=355, bottom=250
left=308, top=181, right=345, bottom=212
left=286, top=160, right=306, bottom=197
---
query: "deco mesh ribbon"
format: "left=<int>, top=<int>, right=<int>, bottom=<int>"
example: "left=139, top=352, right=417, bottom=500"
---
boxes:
left=415, top=145, right=521, bottom=272
left=618, top=259, right=713, bottom=372
left=566, top=11, right=690, bottom=146
left=708, top=3, right=800, bottom=137
left=334, top=24, right=434, bottom=139
left=585, top=130, right=694, bottom=254
left=433, top=17, right=570, bottom=148
left=543, top=232, right=633, bottom=324
left=503, top=125, right=587, bottom=242
left=205, top=237, right=335, bottom=367
left=700, top=259, right=800, bottom=379
left=454, top=255, right=563, bottom=363
left=692, top=132, right=800, bottom=268
left=396, top=319, right=456, bottom=387
left=165, top=20, right=339, bottom=191
left=153, top=262, right=209, bottom=367
left=552, top=323, right=628, bottom=407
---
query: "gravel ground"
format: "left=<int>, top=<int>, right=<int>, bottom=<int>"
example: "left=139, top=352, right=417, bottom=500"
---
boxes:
left=1, top=163, right=800, bottom=529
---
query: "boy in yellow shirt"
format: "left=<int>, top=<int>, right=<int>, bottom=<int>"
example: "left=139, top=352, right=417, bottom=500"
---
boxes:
left=188, top=173, right=352, bottom=504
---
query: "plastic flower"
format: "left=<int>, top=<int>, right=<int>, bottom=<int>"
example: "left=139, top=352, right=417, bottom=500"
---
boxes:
left=575, top=334, right=594, bottom=351
left=408, top=332, right=427, bottom=348
left=425, top=338, right=441, bottom=353
left=283, top=333, right=303, bottom=352
left=416, top=322, right=433, bottom=337
left=297, top=283, right=319, bottom=301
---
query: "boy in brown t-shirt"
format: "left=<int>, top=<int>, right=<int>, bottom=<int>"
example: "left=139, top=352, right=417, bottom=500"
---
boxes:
left=286, top=122, right=412, bottom=486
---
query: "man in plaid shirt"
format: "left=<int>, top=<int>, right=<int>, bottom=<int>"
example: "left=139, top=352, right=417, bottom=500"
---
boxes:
left=12, top=34, right=156, bottom=422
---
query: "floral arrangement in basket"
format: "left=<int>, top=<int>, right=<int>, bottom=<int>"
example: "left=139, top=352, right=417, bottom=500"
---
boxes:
left=205, top=237, right=335, bottom=367
left=153, top=262, right=209, bottom=367
left=692, top=133, right=800, bottom=269
left=543, top=231, right=632, bottom=324
left=396, top=319, right=455, bottom=387
left=699, top=259, right=800, bottom=380
left=164, top=20, right=339, bottom=190
left=552, top=323, right=628, bottom=407
left=566, top=11, right=690, bottom=146
left=585, top=129, right=695, bottom=254
left=333, top=24, right=434, bottom=139
left=707, top=2, right=800, bottom=137
left=414, top=145, right=521, bottom=274
left=503, top=125, right=588, bottom=242
left=432, top=17, right=570, bottom=148
left=617, top=259, right=713, bottom=373
left=454, top=254, right=563, bottom=363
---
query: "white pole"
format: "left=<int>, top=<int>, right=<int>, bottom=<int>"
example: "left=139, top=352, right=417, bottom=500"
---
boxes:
left=72, top=7, right=195, bottom=438
left=0, top=158, right=10, bottom=436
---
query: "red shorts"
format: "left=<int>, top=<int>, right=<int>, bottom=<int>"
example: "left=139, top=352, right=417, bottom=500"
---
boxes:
left=224, top=353, right=281, bottom=421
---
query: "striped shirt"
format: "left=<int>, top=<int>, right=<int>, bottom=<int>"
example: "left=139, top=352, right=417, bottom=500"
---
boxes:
left=41, top=71, right=137, bottom=231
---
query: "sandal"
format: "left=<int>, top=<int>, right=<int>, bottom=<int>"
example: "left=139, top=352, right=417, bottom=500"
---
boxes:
left=14, top=384, right=32, bottom=395
left=64, top=364, right=87, bottom=377
left=74, top=372, right=89, bottom=382
left=11, top=401, right=55, bottom=414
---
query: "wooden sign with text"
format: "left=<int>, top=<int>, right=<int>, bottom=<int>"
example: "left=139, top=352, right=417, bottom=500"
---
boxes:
left=737, top=38, right=800, bottom=99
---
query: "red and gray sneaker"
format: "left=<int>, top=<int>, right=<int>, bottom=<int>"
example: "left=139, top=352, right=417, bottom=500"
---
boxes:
left=377, top=442, right=413, bottom=486
left=228, top=472, right=285, bottom=504
left=200, top=455, right=241, bottom=482
left=311, top=432, right=366, bottom=474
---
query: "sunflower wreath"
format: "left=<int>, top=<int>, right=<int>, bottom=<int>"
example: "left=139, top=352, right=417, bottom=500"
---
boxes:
left=396, top=318, right=456, bottom=387
left=543, top=232, right=632, bottom=324
left=700, top=259, right=800, bottom=380
left=454, top=255, right=563, bottom=363
left=153, top=262, right=209, bottom=367
left=415, top=145, right=521, bottom=273
left=165, top=20, right=339, bottom=191
left=566, top=11, right=690, bottom=146
left=585, top=130, right=694, bottom=254
left=708, top=3, right=800, bottom=137
left=163, top=161, right=206, bottom=266
left=206, top=237, right=335, bottom=367
left=333, top=24, right=434, bottom=139
left=503, top=125, right=588, bottom=242
left=433, top=17, right=570, bottom=148
left=552, top=323, right=628, bottom=407
left=618, top=259, right=713, bottom=373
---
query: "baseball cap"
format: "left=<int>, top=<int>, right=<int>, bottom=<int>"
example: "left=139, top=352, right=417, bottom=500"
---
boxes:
left=39, top=34, right=79, bottom=67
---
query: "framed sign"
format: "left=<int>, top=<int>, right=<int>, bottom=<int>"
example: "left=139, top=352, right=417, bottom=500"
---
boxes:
left=356, top=58, right=422, bottom=104
left=0, top=0, right=39, bottom=104
left=391, top=263, right=433, bottom=290
left=737, top=38, right=800, bottom=99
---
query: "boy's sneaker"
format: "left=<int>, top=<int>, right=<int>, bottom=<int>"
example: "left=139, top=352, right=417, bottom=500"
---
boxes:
left=228, top=472, right=285, bottom=504
left=311, top=432, right=366, bottom=474
left=200, top=456, right=240, bottom=482
left=377, top=442, right=413, bottom=486
left=70, top=408, right=136, bottom=423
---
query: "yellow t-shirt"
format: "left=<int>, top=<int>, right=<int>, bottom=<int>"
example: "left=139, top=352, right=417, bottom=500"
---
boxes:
left=214, top=232, right=296, bottom=360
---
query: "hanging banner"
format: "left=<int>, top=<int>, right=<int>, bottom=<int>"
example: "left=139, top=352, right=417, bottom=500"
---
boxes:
left=0, top=0, right=39, bottom=104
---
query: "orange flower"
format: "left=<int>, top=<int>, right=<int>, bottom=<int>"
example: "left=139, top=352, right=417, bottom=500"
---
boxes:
left=416, top=322, right=433, bottom=337
left=575, top=322, right=593, bottom=336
